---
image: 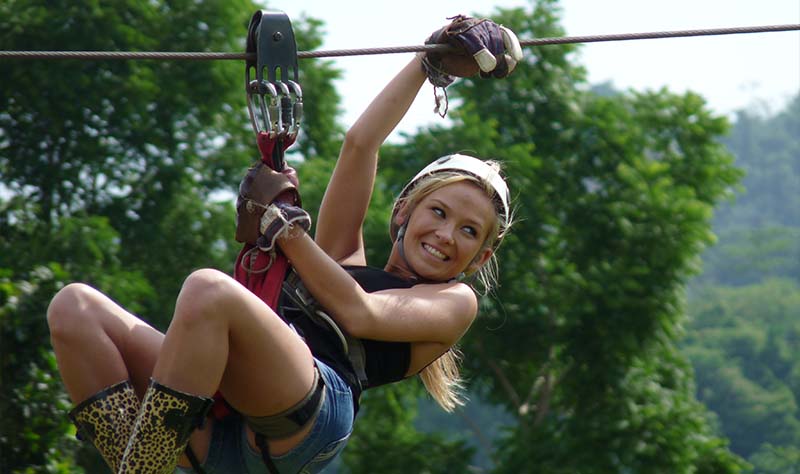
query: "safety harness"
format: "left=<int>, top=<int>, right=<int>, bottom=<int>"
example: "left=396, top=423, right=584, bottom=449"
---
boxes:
left=182, top=10, right=309, bottom=474
left=282, top=270, right=367, bottom=389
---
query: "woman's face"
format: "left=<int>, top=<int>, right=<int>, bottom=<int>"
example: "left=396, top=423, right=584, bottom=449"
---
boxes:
left=397, top=181, right=496, bottom=282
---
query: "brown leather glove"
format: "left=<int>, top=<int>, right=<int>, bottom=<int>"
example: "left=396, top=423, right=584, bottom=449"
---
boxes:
left=235, top=163, right=300, bottom=245
left=422, top=15, right=523, bottom=86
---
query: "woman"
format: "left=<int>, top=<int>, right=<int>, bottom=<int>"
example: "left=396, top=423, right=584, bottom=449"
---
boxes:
left=47, top=15, right=521, bottom=474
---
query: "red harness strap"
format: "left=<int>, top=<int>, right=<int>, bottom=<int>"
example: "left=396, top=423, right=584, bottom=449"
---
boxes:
left=233, top=244, right=291, bottom=309
left=234, top=127, right=297, bottom=309
left=212, top=130, right=296, bottom=421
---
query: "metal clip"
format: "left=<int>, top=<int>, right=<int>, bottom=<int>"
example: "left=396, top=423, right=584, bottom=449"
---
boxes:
left=276, top=81, right=292, bottom=134
left=247, top=79, right=277, bottom=134
left=245, top=10, right=302, bottom=170
left=287, top=80, right=303, bottom=140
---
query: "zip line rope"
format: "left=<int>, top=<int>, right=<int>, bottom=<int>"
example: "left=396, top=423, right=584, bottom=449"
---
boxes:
left=0, top=24, right=797, bottom=61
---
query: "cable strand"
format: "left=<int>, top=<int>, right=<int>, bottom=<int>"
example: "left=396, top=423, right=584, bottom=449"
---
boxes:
left=0, top=24, right=797, bottom=61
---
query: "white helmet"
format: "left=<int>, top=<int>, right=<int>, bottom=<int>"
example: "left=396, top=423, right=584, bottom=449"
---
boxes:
left=390, top=154, right=511, bottom=243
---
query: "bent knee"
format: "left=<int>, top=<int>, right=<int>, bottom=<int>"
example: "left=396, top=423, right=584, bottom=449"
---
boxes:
left=179, top=268, right=235, bottom=304
left=174, top=269, right=239, bottom=325
left=47, top=283, right=102, bottom=340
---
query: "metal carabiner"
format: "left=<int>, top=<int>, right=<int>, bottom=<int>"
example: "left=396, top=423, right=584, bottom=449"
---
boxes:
left=246, top=79, right=276, bottom=134
left=260, top=80, right=279, bottom=137
left=286, top=80, right=303, bottom=139
left=275, top=81, right=292, bottom=135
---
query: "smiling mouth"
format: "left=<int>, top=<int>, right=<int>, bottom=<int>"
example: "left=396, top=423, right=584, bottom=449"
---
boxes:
left=422, top=243, right=448, bottom=261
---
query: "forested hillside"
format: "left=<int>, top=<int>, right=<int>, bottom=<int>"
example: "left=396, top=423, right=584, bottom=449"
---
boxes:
left=684, top=95, right=800, bottom=474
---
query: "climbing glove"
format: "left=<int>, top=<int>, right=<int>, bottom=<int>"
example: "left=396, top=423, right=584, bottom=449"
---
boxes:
left=422, top=15, right=524, bottom=87
left=256, top=201, right=311, bottom=252
left=236, top=163, right=300, bottom=245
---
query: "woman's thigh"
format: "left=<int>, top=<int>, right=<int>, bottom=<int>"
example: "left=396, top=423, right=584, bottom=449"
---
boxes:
left=48, top=282, right=164, bottom=399
left=167, top=270, right=314, bottom=416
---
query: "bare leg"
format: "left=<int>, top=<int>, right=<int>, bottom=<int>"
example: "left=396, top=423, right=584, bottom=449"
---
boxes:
left=118, top=268, right=317, bottom=471
left=153, top=268, right=316, bottom=415
left=47, top=283, right=164, bottom=401
left=47, top=283, right=166, bottom=471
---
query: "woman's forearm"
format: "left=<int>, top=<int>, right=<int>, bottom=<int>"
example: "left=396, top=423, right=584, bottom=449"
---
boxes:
left=315, top=54, right=428, bottom=259
left=278, top=231, right=373, bottom=335
left=343, top=54, right=427, bottom=151
left=277, top=229, right=477, bottom=345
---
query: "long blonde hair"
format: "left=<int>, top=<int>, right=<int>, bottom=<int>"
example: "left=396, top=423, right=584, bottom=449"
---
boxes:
left=419, top=348, right=466, bottom=412
left=392, top=164, right=512, bottom=411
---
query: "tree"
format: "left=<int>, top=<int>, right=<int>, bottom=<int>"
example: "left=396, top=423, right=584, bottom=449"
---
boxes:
left=0, top=265, right=83, bottom=473
left=696, top=94, right=800, bottom=286
left=342, top=383, right=475, bottom=474
left=0, top=1, right=344, bottom=471
left=685, top=280, right=800, bottom=459
left=682, top=93, right=800, bottom=473
left=0, top=0, right=260, bottom=321
left=377, top=1, right=747, bottom=471
left=749, top=444, right=800, bottom=474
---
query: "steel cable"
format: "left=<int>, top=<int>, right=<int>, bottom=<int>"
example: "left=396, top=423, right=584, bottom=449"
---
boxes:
left=0, top=24, right=797, bottom=61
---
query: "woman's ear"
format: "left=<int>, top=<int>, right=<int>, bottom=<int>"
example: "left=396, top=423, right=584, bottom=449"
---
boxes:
left=394, top=201, right=409, bottom=227
left=466, top=247, right=494, bottom=275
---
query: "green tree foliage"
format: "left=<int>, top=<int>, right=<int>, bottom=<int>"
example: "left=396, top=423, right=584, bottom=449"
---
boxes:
left=342, top=384, right=475, bottom=474
left=0, top=266, right=81, bottom=473
left=682, top=94, right=800, bottom=473
left=696, top=95, right=800, bottom=286
left=0, top=0, right=260, bottom=322
left=377, top=2, right=747, bottom=472
left=0, top=1, right=342, bottom=471
left=749, top=444, right=800, bottom=474
left=685, top=280, right=800, bottom=460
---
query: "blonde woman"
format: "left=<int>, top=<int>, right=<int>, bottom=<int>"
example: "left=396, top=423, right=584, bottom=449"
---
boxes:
left=47, top=15, right=521, bottom=474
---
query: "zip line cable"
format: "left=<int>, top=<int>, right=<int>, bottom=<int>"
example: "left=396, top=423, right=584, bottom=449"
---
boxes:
left=0, top=24, right=797, bottom=61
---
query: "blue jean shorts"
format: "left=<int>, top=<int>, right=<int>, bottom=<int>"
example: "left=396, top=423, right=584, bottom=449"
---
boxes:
left=176, top=359, right=354, bottom=474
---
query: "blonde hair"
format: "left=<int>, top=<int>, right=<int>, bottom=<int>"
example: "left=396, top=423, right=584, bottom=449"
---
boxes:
left=419, top=347, right=465, bottom=412
left=392, top=162, right=513, bottom=411
left=392, top=165, right=511, bottom=293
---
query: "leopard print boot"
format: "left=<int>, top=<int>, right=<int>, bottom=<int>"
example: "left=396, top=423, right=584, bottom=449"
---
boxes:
left=118, top=378, right=213, bottom=474
left=68, top=380, right=140, bottom=472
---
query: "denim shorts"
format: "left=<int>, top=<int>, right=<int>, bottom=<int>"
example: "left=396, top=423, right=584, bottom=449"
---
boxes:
left=176, top=359, right=354, bottom=474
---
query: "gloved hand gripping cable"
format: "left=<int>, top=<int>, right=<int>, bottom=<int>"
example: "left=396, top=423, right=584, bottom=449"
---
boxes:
left=422, top=15, right=524, bottom=115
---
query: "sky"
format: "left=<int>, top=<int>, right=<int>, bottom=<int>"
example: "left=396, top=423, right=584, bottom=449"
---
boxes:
left=276, top=0, right=799, bottom=140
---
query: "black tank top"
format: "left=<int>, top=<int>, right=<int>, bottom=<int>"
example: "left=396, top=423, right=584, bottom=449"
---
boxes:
left=278, top=266, right=415, bottom=409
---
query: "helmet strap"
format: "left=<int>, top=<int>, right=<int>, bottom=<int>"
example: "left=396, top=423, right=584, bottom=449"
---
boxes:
left=396, top=223, right=428, bottom=282
left=396, top=223, right=469, bottom=284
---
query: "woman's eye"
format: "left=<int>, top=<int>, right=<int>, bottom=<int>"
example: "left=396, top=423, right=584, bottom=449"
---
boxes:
left=462, top=226, right=477, bottom=237
left=432, top=207, right=445, bottom=218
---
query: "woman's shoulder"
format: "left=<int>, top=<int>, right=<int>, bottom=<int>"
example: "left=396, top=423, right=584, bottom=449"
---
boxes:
left=341, top=265, right=416, bottom=292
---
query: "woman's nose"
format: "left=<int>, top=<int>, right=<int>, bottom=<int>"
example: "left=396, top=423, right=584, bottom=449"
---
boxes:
left=435, top=225, right=455, bottom=244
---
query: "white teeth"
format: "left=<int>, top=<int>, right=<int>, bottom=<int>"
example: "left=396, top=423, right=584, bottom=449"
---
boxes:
left=423, top=243, right=447, bottom=260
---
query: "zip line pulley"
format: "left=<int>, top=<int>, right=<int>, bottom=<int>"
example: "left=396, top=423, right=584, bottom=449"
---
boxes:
left=245, top=10, right=303, bottom=172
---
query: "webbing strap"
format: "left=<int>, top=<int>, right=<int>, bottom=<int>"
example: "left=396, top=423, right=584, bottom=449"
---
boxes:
left=344, top=335, right=369, bottom=389
left=184, top=445, right=205, bottom=473
left=245, top=369, right=325, bottom=439
left=282, top=270, right=369, bottom=389
left=255, top=434, right=280, bottom=474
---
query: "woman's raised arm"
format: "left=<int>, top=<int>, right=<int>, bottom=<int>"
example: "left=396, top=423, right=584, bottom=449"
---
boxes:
left=314, top=55, right=427, bottom=264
